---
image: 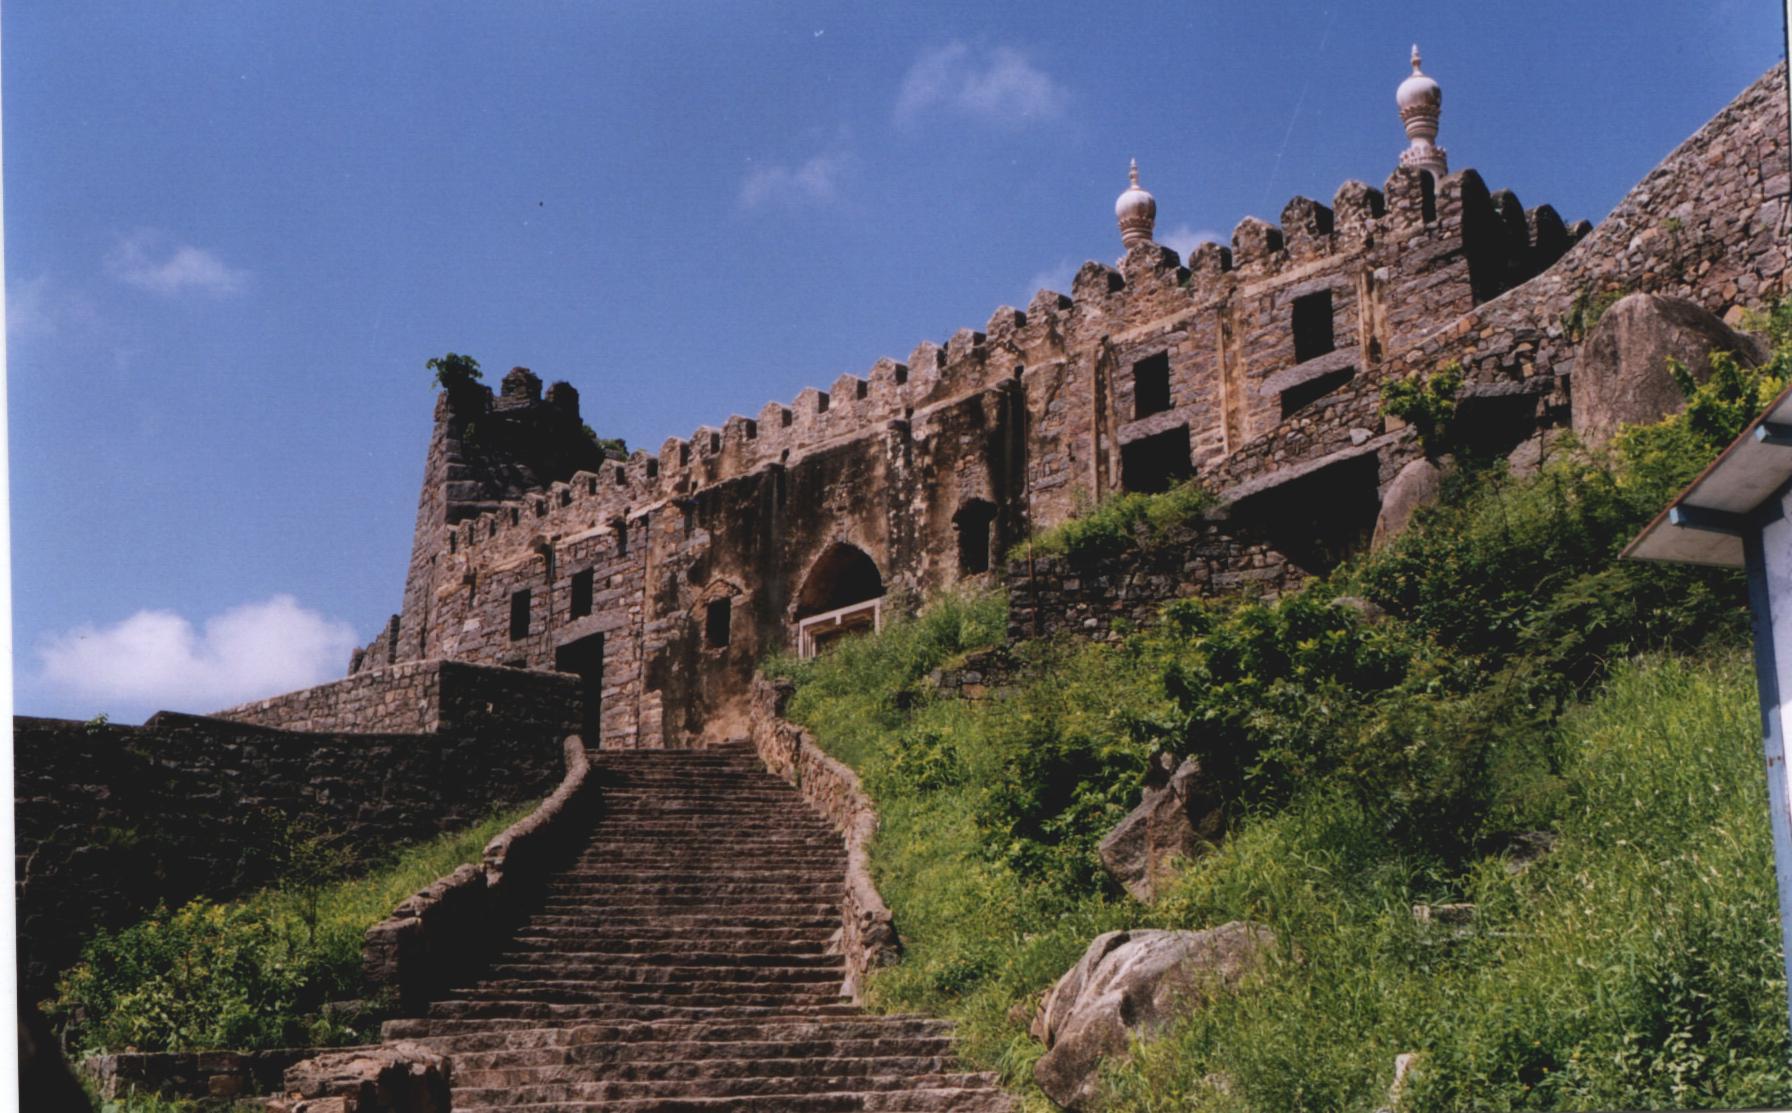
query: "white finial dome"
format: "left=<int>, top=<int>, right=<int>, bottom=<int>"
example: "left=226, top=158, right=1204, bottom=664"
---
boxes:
left=1115, top=159, right=1157, bottom=249
left=1396, top=44, right=1449, bottom=179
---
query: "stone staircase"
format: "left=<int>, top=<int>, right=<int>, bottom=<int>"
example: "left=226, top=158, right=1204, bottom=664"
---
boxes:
left=383, top=741, right=1017, bottom=1111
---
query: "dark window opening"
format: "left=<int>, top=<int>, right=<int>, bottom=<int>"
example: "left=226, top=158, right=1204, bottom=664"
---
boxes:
left=449, top=532, right=457, bottom=554
left=1132, top=353, right=1172, bottom=419
left=681, top=502, right=696, bottom=535
left=509, top=589, right=531, bottom=640
left=614, top=519, right=628, bottom=556
left=816, top=392, right=830, bottom=414
left=488, top=519, right=497, bottom=538
left=646, top=459, right=659, bottom=478
left=678, top=443, right=690, bottom=467
left=709, top=432, right=720, bottom=453
left=589, top=476, right=599, bottom=494
left=894, top=365, right=908, bottom=385
left=1292, top=291, right=1335, bottom=363
left=1232, top=454, right=1380, bottom=576
left=705, top=598, right=732, bottom=648
left=1280, top=366, right=1357, bottom=419
left=509, top=507, right=520, bottom=525
left=744, top=420, right=758, bottom=440
left=1120, top=425, right=1193, bottom=494
left=614, top=468, right=626, bottom=487
left=555, top=634, right=604, bottom=742
left=795, top=543, right=885, bottom=620
left=774, top=467, right=788, bottom=510
left=855, top=380, right=869, bottom=400
left=1420, top=171, right=1437, bottom=223
left=779, top=407, right=793, bottom=428
left=954, top=500, right=999, bottom=575
left=570, top=569, right=594, bottom=619
left=560, top=489, right=571, bottom=507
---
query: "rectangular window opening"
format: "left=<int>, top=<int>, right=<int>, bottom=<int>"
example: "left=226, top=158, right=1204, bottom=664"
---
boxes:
left=1120, top=425, right=1193, bottom=494
left=705, top=598, right=732, bottom=648
left=1292, top=290, right=1336, bottom=363
left=509, top=589, right=531, bottom=640
left=1280, top=366, right=1357, bottom=420
left=570, top=569, right=594, bottom=619
left=1132, top=352, right=1172, bottom=419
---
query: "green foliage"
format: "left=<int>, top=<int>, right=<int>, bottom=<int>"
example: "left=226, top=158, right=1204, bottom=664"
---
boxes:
left=772, top=304, right=1792, bottom=1108
left=53, top=805, right=528, bottom=1055
left=426, top=351, right=482, bottom=393
left=1379, top=361, right=1463, bottom=457
left=581, top=423, right=628, bottom=459
left=1562, top=285, right=1628, bottom=341
left=1020, top=480, right=1215, bottom=564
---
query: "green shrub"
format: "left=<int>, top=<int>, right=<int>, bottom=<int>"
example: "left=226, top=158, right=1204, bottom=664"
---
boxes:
left=53, top=805, right=529, bottom=1055
left=1020, top=480, right=1214, bottom=564
left=1379, top=361, right=1463, bottom=457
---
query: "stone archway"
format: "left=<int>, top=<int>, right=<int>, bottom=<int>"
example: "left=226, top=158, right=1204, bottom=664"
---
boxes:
left=793, top=542, right=885, bottom=657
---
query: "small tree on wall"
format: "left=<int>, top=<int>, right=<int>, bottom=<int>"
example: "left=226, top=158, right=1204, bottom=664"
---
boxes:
left=427, top=352, right=483, bottom=395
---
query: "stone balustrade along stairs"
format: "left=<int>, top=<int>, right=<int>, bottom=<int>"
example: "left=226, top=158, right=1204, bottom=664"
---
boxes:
left=383, top=740, right=1017, bottom=1111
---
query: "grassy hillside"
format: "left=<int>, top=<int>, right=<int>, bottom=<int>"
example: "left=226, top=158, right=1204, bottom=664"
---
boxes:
left=52, top=804, right=530, bottom=1056
left=771, top=306, right=1792, bottom=1110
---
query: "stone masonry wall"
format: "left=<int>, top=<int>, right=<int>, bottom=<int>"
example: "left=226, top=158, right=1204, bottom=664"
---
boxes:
left=348, top=64, right=1784, bottom=749
left=15, top=666, right=576, bottom=999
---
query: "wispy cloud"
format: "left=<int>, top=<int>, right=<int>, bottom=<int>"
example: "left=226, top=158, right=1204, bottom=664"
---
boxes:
left=105, top=230, right=249, bottom=297
left=1159, top=224, right=1223, bottom=260
left=1025, top=259, right=1078, bottom=302
left=740, top=152, right=850, bottom=210
left=36, top=595, right=359, bottom=715
left=895, top=42, right=1068, bottom=128
left=6, top=274, right=97, bottom=338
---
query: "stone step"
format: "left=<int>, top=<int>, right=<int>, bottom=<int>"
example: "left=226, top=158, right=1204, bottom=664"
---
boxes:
left=514, top=914, right=839, bottom=931
left=453, top=1090, right=1017, bottom=1113
left=447, top=1036, right=958, bottom=1071
left=451, top=1070, right=1005, bottom=1106
left=425, top=1000, right=864, bottom=1022
left=382, top=1015, right=954, bottom=1046
left=454, top=1053, right=956, bottom=1088
left=467, top=964, right=843, bottom=987
left=448, top=987, right=845, bottom=1009
left=487, top=951, right=843, bottom=970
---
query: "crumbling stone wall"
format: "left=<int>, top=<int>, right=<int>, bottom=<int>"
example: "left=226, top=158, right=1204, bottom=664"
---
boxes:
left=15, top=663, right=576, bottom=999
left=349, top=64, right=1785, bottom=748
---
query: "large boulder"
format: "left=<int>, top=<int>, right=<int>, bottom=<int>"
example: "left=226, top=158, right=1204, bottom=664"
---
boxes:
left=1031, top=922, right=1276, bottom=1110
left=1371, top=457, right=1443, bottom=550
left=1097, top=754, right=1224, bottom=902
left=1571, top=293, right=1767, bottom=446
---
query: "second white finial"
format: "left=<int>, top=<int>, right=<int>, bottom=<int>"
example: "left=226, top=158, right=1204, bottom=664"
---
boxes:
left=1115, top=158, right=1157, bottom=249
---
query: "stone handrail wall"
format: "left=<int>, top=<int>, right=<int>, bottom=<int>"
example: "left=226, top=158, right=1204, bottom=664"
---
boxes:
left=213, top=659, right=579, bottom=738
left=747, top=676, right=899, bottom=1001
left=363, top=733, right=597, bottom=1013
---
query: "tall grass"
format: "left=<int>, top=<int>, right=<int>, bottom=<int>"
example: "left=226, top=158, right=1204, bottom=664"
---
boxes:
left=53, top=805, right=531, bottom=1055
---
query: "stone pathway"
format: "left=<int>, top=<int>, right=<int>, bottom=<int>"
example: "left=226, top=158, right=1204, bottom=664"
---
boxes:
left=384, top=741, right=1017, bottom=1111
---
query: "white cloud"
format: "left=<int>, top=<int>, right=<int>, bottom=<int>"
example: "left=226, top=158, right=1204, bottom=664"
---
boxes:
left=740, top=151, right=850, bottom=210
left=1025, top=259, right=1078, bottom=302
left=37, top=595, right=359, bottom=714
left=105, top=230, right=249, bottom=296
left=895, top=42, right=1068, bottom=127
left=1159, top=224, right=1223, bottom=260
left=7, top=275, right=97, bottom=338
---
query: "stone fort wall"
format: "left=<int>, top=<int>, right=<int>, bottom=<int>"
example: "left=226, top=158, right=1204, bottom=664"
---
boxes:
left=351, top=63, right=1787, bottom=749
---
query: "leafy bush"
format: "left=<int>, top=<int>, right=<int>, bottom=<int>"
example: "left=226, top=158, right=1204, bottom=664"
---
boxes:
left=53, top=805, right=528, bottom=1055
left=1019, top=480, right=1214, bottom=564
left=1379, top=361, right=1463, bottom=457
left=426, top=351, right=482, bottom=394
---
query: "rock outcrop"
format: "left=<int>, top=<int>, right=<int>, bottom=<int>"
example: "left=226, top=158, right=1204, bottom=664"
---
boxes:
left=1097, top=754, right=1224, bottom=902
left=1571, top=293, right=1767, bottom=446
left=1032, top=922, right=1276, bottom=1110
left=1371, top=456, right=1443, bottom=550
left=270, top=1043, right=450, bottom=1113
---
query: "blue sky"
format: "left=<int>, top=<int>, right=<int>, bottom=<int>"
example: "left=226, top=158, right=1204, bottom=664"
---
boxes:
left=6, top=2, right=1787, bottom=722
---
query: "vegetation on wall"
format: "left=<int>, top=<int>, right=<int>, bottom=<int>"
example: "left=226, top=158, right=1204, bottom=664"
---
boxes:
left=772, top=308, right=1792, bottom=1110
left=51, top=805, right=529, bottom=1056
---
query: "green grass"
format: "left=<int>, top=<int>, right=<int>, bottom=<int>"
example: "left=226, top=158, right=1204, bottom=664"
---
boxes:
left=53, top=804, right=532, bottom=1056
left=1016, top=479, right=1214, bottom=563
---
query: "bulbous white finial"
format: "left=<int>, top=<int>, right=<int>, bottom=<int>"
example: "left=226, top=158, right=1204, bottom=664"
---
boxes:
left=1396, top=43, right=1448, bottom=179
left=1115, top=158, right=1157, bottom=249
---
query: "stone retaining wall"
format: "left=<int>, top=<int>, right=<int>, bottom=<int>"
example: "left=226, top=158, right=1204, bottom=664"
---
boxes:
left=15, top=663, right=578, bottom=999
left=1005, top=518, right=1303, bottom=643
left=747, top=676, right=899, bottom=1002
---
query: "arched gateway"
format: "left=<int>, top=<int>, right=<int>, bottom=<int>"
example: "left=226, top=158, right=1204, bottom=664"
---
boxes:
left=793, top=542, right=885, bottom=657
